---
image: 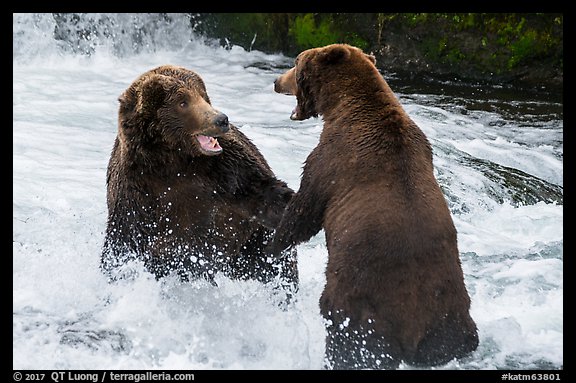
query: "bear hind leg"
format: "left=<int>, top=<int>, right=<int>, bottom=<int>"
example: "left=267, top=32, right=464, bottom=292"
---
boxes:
left=410, top=314, right=479, bottom=367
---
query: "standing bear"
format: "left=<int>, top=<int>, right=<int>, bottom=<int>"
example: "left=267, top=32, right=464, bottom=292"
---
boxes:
left=270, top=44, right=478, bottom=369
left=102, top=64, right=298, bottom=297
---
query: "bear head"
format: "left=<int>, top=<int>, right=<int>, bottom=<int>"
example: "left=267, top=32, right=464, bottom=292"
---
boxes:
left=118, top=64, right=229, bottom=156
left=274, top=44, right=377, bottom=121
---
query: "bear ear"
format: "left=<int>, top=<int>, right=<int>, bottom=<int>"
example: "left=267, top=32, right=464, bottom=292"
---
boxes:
left=136, top=74, right=170, bottom=116
left=117, top=86, right=140, bottom=124
left=317, top=44, right=350, bottom=65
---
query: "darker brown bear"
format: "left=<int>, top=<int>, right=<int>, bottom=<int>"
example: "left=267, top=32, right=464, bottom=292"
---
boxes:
left=271, top=44, right=478, bottom=369
left=102, top=64, right=298, bottom=296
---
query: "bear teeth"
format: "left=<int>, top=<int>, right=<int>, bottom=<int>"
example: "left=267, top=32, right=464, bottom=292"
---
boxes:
left=197, top=134, right=222, bottom=153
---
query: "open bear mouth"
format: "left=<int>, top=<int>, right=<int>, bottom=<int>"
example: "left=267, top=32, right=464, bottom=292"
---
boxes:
left=196, top=134, right=223, bottom=155
left=290, top=106, right=298, bottom=120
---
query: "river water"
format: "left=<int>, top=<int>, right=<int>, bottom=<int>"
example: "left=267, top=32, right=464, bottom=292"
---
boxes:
left=13, top=13, right=563, bottom=371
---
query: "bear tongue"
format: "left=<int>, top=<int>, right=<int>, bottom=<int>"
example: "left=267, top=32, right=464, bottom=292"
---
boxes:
left=196, top=135, right=222, bottom=152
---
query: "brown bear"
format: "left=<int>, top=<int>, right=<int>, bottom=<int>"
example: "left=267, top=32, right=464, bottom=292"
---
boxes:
left=270, top=44, right=478, bottom=369
left=102, top=64, right=298, bottom=297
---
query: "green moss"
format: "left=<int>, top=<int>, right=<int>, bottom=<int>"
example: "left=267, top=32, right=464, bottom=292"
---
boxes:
left=289, top=14, right=340, bottom=49
left=404, top=13, right=429, bottom=26
left=437, top=37, right=448, bottom=55
left=287, top=14, right=369, bottom=51
left=483, top=15, right=563, bottom=69
left=508, top=29, right=538, bottom=68
left=391, top=13, right=562, bottom=75
left=445, top=47, right=466, bottom=63
left=344, top=32, right=369, bottom=51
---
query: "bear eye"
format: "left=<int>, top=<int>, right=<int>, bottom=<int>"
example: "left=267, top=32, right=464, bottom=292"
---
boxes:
left=179, top=100, right=188, bottom=108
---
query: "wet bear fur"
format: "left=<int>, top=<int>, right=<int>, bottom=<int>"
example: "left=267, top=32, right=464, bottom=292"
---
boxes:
left=271, top=44, right=478, bottom=369
left=102, top=64, right=298, bottom=295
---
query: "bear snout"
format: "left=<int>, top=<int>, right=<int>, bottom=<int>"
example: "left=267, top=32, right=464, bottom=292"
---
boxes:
left=213, top=112, right=230, bottom=134
left=274, top=77, right=291, bottom=95
left=274, top=68, right=297, bottom=96
left=273, top=78, right=283, bottom=93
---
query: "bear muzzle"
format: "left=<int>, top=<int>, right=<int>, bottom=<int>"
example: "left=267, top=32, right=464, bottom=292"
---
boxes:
left=195, top=112, right=229, bottom=156
left=274, top=75, right=296, bottom=96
